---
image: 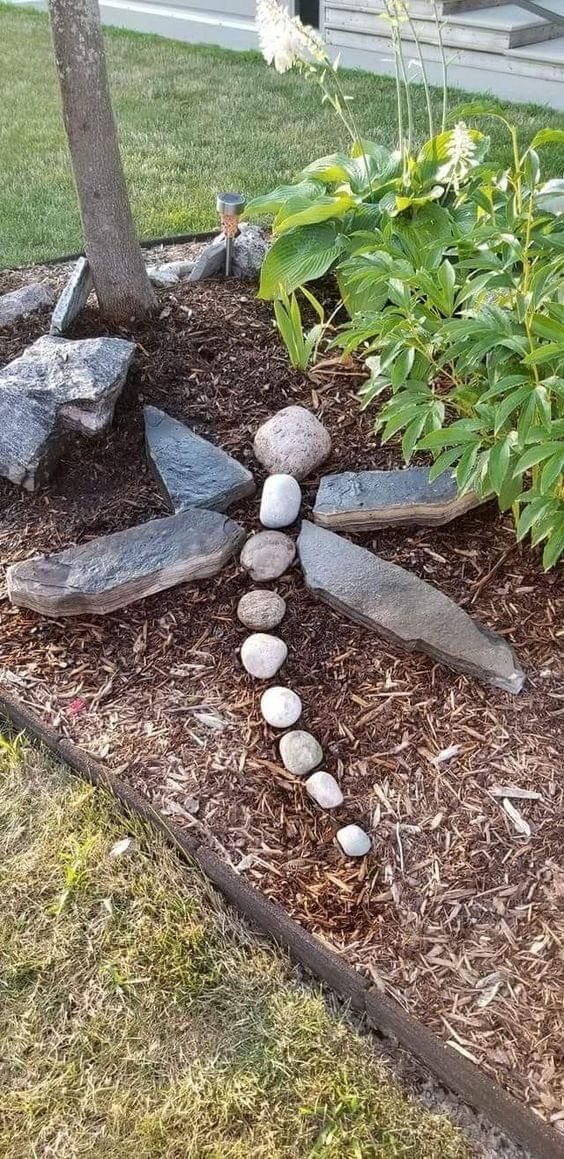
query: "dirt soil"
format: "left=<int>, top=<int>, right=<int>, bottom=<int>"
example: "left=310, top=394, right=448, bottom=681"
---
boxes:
left=1, top=255, right=563, bottom=1129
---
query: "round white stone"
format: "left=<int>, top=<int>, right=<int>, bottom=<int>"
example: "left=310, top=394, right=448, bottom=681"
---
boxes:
left=260, top=474, right=302, bottom=530
left=260, top=686, right=302, bottom=729
left=279, top=730, right=322, bottom=776
left=237, top=590, right=286, bottom=631
left=241, top=633, right=288, bottom=679
left=240, top=531, right=296, bottom=581
left=306, top=771, right=344, bottom=809
left=336, top=824, right=372, bottom=857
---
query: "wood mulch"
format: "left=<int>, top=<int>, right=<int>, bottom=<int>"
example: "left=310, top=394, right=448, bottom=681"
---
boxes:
left=1, top=255, right=563, bottom=1128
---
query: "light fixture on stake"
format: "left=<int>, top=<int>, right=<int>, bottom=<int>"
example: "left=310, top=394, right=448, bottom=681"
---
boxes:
left=216, top=192, right=246, bottom=277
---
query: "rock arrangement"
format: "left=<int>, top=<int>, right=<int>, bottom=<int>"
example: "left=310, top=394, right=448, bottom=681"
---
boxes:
left=237, top=406, right=373, bottom=859
left=144, top=405, right=255, bottom=513
left=313, top=467, right=481, bottom=530
left=0, top=282, right=54, bottom=328
left=189, top=224, right=269, bottom=283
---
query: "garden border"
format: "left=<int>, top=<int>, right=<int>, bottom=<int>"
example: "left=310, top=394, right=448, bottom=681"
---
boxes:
left=7, top=231, right=219, bottom=271
left=1, top=687, right=562, bottom=1159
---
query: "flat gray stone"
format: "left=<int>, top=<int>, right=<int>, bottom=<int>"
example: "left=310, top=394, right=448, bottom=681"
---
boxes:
left=314, top=468, right=480, bottom=531
left=240, top=531, right=296, bottom=581
left=7, top=507, right=245, bottom=617
left=298, top=521, right=525, bottom=694
left=146, top=260, right=194, bottom=287
left=237, top=590, right=286, bottom=630
left=0, top=282, right=54, bottom=328
left=50, top=258, right=93, bottom=335
left=189, top=225, right=269, bottom=282
left=0, top=335, right=135, bottom=490
left=254, top=406, right=331, bottom=481
left=144, top=406, right=255, bottom=514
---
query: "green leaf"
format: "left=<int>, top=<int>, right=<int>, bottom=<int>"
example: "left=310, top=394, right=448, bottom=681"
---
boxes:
left=536, top=179, right=564, bottom=216
left=259, top=224, right=346, bottom=299
left=513, top=442, right=564, bottom=475
left=428, top=446, right=463, bottom=481
left=275, top=193, right=357, bottom=234
left=493, top=385, right=531, bottom=434
left=401, top=411, right=430, bottom=460
left=540, top=448, right=564, bottom=493
left=246, top=180, right=323, bottom=218
left=529, top=129, right=564, bottom=150
left=487, top=437, right=511, bottom=492
left=543, top=520, right=564, bottom=568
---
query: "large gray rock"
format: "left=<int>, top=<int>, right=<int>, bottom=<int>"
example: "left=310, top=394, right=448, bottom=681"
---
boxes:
left=7, top=507, right=245, bottom=617
left=254, top=406, right=331, bottom=481
left=50, top=258, right=93, bottom=336
left=188, top=224, right=269, bottom=282
left=146, top=260, right=194, bottom=287
left=298, top=521, right=525, bottom=694
left=144, top=405, right=255, bottom=513
left=0, top=335, right=135, bottom=490
left=314, top=468, right=480, bottom=531
left=0, top=282, right=54, bottom=328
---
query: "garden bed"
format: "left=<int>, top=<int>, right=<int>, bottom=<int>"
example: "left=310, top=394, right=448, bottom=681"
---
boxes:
left=1, top=260, right=563, bottom=1128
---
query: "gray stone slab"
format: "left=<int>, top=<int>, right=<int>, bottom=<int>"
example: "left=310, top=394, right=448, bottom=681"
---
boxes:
left=50, top=257, right=93, bottom=335
left=298, top=521, right=525, bottom=694
left=146, top=260, right=194, bottom=287
left=0, top=335, right=135, bottom=490
left=7, top=507, right=245, bottom=617
left=0, top=282, right=54, bottom=328
left=313, top=468, right=481, bottom=530
left=189, top=225, right=269, bottom=282
left=144, top=405, right=255, bottom=513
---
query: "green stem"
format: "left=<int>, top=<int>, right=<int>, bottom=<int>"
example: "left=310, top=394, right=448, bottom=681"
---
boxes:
left=405, top=10, right=434, bottom=139
left=431, top=0, right=448, bottom=132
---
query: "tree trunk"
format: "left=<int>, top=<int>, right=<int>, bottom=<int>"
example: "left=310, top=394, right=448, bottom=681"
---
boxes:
left=48, top=0, right=156, bottom=321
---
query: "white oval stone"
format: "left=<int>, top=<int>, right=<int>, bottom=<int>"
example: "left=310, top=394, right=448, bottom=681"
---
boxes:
left=240, top=531, right=296, bottom=581
left=241, top=633, right=288, bottom=679
left=279, top=730, right=322, bottom=776
left=260, top=474, right=302, bottom=529
left=306, top=771, right=343, bottom=809
left=260, top=686, right=302, bottom=729
left=237, top=590, right=286, bottom=631
left=336, top=824, right=372, bottom=857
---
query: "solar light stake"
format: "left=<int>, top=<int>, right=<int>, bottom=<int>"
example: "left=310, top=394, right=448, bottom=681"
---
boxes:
left=216, top=192, right=246, bottom=277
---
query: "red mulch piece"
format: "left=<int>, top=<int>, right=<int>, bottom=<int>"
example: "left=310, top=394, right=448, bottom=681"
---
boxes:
left=1, top=260, right=563, bottom=1127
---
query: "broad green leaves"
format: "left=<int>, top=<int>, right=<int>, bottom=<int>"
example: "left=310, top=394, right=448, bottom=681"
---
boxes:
left=259, top=223, right=346, bottom=298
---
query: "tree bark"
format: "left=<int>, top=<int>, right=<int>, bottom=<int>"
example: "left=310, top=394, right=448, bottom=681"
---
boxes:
left=48, top=0, right=156, bottom=321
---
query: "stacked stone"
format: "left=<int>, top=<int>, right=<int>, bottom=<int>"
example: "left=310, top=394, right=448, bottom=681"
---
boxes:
left=238, top=406, right=373, bottom=859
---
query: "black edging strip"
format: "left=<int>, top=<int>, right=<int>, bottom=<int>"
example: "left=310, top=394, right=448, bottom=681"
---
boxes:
left=1, top=687, right=562, bottom=1159
left=9, top=230, right=218, bottom=271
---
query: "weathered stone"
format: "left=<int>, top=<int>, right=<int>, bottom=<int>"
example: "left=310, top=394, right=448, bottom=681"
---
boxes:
left=144, top=406, right=255, bottom=513
left=241, top=633, right=288, bottom=679
left=7, top=508, right=244, bottom=617
left=260, top=474, right=302, bottom=529
left=237, top=590, right=286, bottom=630
left=0, top=335, right=135, bottom=490
left=279, top=730, right=322, bottom=776
left=0, top=282, right=54, bottom=328
left=298, top=521, right=525, bottom=694
left=253, top=406, right=331, bottom=481
left=240, top=531, right=296, bottom=581
left=146, top=260, right=194, bottom=287
left=313, top=467, right=481, bottom=531
left=306, top=771, right=343, bottom=809
left=260, top=686, right=302, bottom=729
left=189, top=224, right=269, bottom=282
left=336, top=824, right=372, bottom=857
left=50, top=258, right=93, bottom=335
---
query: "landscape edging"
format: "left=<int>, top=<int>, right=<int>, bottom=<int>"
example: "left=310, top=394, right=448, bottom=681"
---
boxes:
left=1, top=687, right=562, bottom=1159
left=7, top=230, right=219, bottom=271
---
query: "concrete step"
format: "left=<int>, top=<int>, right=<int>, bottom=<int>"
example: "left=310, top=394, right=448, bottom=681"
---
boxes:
left=99, top=0, right=257, bottom=50
left=326, top=3, right=564, bottom=50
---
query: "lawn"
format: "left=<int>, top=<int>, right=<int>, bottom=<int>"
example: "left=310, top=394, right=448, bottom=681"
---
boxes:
left=0, top=738, right=470, bottom=1158
left=1, top=4, right=564, bottom=268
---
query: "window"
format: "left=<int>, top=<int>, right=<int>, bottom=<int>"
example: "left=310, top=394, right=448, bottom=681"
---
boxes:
left=296, top=0, right=320, bottom=28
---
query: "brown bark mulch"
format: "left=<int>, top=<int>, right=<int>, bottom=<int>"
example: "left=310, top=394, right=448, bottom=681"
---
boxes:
left=1, top=261, right=563, bottom=1129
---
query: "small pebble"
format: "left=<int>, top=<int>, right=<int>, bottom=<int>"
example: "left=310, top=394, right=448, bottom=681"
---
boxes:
left=260, top=474, right=302, bottom=529
left=279, top=730, right=322, bottom=776
left=237, top=590, right=286, bottom=631
left=306, top=771, right=343, bottom=810
left=336, top=824, right=372, bottom=857
left=240, top=531, right=296, bottom=581
left=260, top=686, right=302, bottom=729
left=241, top=633, right=288, bottom=679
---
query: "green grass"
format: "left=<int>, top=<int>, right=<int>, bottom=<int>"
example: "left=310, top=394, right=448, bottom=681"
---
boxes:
left=1, top=4, right=563, bottom=268
left=0, top=738, right=470, bottom=1158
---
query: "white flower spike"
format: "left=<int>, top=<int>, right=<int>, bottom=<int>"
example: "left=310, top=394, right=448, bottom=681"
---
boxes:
left=256, top=0, right=326, bottom=73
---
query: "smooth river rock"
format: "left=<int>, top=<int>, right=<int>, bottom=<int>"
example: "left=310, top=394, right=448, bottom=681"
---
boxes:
left=260, top=686, right=302, bottom=729
left=336, top=824, right=372, bottom=857
left=253, top=405, right=331, bottom=481
left=7, top=508, right=245, bottom=617
left=145, top=405, right=255, bottom=513
left=279, top=730, right=322, bottom=776
left=306, top=771, right=343, bottom=809
left=260, top=474, right=302, bottom=529
left=237, top=590, right=286, bottom=630
left=313, top=467, right=480, bottom=531
left=240, top=531, right=296, bottom=581
left=241, top=633, right=288, bottom=679
left=298, top=521, right=525, bottom=694
left=50, top=257, right=93, bottom=335
left=0, top=335, right=135, bottom=490
left=0, top=282, right=54, bottom=328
